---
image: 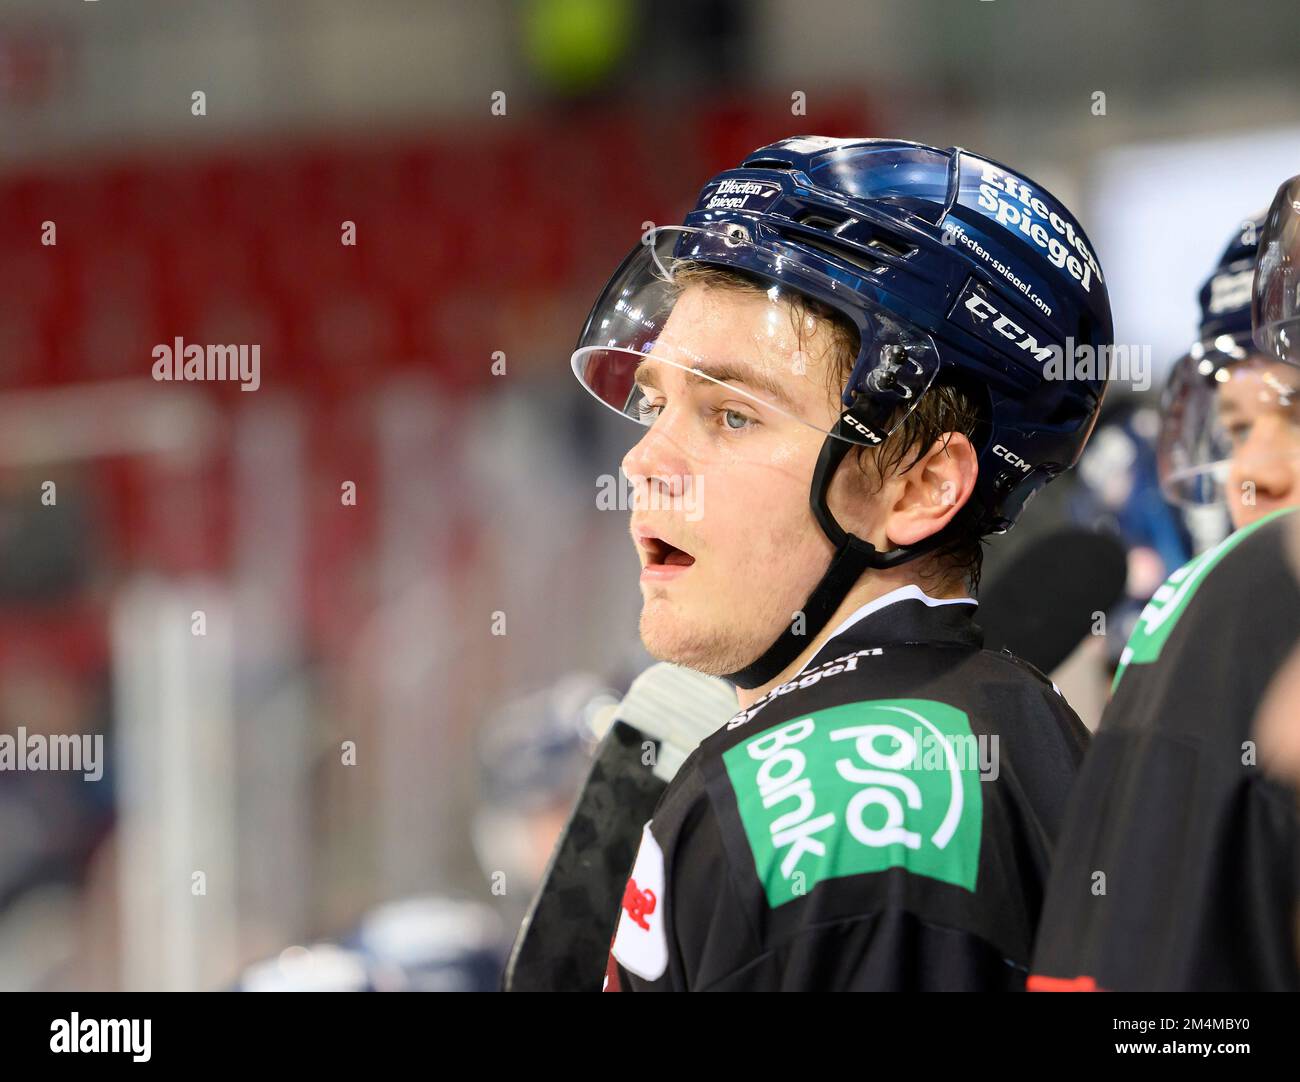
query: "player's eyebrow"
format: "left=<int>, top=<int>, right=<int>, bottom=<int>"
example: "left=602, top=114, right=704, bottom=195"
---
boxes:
left=634, top=358, right=800, bottom=413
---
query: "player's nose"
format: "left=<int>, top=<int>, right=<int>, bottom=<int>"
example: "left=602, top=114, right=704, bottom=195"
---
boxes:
left=621, top=413, right=694, bottom=504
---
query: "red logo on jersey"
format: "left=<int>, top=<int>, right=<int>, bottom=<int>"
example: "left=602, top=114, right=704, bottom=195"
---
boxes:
left=621, top=878, right=657, bottom=931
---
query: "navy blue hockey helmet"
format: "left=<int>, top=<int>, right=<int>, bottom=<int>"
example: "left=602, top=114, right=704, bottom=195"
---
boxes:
left=1156, top=211, right=1300, bottom=506
left=573, top=136, right=1114, bottom=686
left=1199, top=215, right=1262, bottom=343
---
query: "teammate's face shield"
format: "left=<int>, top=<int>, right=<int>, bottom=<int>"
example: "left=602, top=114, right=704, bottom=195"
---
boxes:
left=1254, top=175, right=1300, bottom=365
left=571, top=226, right=940, bottom=448
left=1158, top=344, right=1300, bottom=505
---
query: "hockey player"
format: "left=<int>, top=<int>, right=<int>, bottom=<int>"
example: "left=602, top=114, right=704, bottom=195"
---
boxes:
left=570, top=136, right=1114, bottom=990
left=1157, top=212, right=1300, bottom=526
left=1030, top=187, right=1300, bottom=991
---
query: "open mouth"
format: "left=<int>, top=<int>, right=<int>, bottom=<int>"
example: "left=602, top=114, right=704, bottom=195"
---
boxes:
left=640, top=535, right=696, bottom=569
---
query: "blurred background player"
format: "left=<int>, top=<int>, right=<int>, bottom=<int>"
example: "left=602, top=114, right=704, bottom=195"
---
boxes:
left=471, top=670, right=619, bottom=931
left=234, top=896, right=506, bottom=992
left=233, top=669, right=618, bottom=990
left=1029, top=187, right=1300, bottom=991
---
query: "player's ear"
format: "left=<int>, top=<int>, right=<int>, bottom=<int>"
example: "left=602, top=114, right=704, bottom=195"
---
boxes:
left=882, top=433, right=978, bottom=548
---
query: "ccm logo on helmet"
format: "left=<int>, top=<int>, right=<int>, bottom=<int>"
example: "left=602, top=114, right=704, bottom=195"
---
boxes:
left=841, top=412, right=883, bottom=444
left=962, top=295, right=1055, bottom=364
left=993, top=444, right=1033, bottom=473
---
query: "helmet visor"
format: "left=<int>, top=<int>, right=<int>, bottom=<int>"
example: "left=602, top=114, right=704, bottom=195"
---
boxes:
left=1254, top=174, right=1300, bottom=365
left=571, top=225, right=940, bottom=447
left=1158, top=344, right=1300, bottom=505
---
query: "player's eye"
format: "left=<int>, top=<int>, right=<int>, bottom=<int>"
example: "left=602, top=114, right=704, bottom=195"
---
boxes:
left=635, top=398, right=665, bottom=421
left=1226, top=422, right=1252, bottom=447
left=714, top=406, right=759, bottom=432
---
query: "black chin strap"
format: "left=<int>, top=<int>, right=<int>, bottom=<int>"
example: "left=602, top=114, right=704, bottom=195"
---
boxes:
left=723, top=418, right=948, bottom=690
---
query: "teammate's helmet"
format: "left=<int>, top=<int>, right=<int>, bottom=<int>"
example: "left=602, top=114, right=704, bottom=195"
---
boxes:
left=472, top=672, right=613, bottom=890
left=1157, top=212, right=1279, bottom=506
left=573, top=136, right=1113, bottom=686
left=1254, top=174, right=1300, bottom=365
left=474, top=671, right=610, bottom=813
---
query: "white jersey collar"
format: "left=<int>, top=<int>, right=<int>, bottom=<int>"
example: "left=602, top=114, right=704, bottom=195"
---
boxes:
left=823, top=584, right=977, bottom=643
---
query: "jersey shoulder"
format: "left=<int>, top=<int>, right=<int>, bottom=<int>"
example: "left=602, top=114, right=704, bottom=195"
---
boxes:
left=1113, top=508, right=1300, bottom=693
left=674, top=632, right=1082, bottom=895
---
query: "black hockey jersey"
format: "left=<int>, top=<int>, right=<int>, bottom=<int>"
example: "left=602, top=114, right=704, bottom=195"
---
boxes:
left=1030, top=509, right=1300, bottom=991
left=606, top=586, right=1089, bottom=991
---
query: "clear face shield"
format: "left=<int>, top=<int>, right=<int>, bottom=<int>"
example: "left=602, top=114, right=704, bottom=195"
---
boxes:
left=1254, top=174, right=1300, bottom=365
left=1158, top=338, right=1300, bottom=506
left=571, top=225, right=941, bottom=454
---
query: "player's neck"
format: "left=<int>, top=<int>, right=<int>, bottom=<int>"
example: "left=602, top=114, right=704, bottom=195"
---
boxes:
left=733, top=570, right=965, bottom=710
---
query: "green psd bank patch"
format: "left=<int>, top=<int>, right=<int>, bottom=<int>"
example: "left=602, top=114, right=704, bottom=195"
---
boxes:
left=722, top=699, right=984, bottom=908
